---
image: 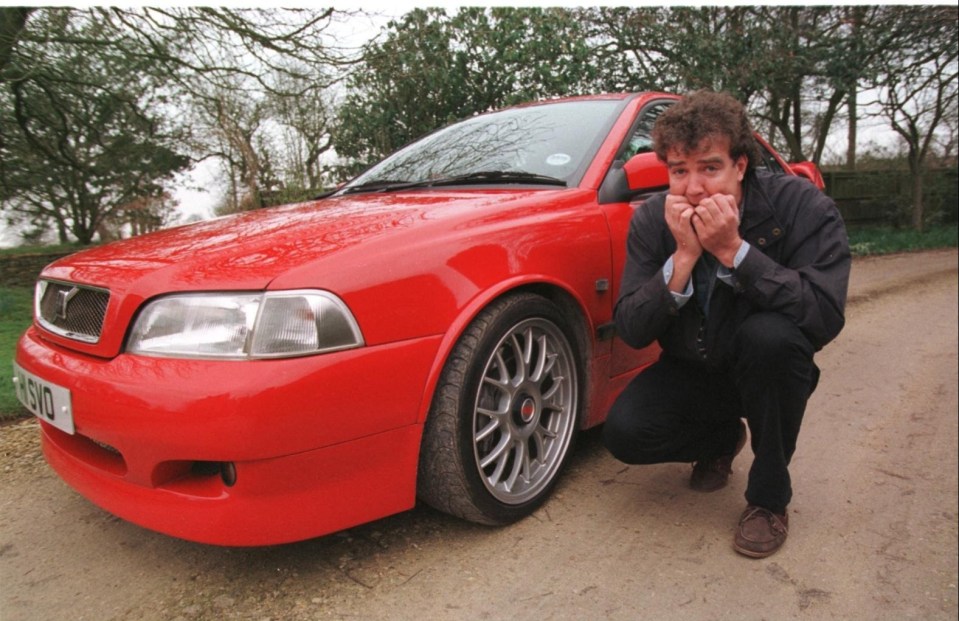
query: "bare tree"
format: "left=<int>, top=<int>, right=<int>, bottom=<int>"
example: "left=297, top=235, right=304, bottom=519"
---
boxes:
left=869, top=7, right=958, bottom=230
left=579, top=6, right=939, bottom=170
left=1, top=9, right=189, bottom=243
left=1, top=7, right=354, bottom=241
left=268, top=70, right=337, bottom=197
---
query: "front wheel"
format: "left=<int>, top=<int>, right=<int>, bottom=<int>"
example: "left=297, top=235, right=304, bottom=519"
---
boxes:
left=417, top=293, right=581, bottom=525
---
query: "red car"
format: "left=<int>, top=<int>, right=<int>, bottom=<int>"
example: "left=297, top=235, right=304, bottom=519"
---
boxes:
left=13, top=92, right=818, bottom=545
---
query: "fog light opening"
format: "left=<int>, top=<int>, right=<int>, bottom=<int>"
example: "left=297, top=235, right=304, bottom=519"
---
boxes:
left=220, top=462, right=237, bottom=487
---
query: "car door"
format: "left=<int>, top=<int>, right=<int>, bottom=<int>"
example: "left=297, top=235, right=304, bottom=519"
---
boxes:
left=600, top=98, right=675, bottom=378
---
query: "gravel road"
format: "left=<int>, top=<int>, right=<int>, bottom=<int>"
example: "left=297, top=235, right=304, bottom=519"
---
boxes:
left=1, top=249, right=956, bottom=621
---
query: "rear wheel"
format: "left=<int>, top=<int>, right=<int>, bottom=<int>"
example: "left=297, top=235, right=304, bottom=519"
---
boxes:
left=417, top=293, right=581, bottom=525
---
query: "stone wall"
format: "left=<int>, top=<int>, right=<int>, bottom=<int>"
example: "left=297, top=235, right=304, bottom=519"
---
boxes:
left=0, top=253, right=72, bottom=288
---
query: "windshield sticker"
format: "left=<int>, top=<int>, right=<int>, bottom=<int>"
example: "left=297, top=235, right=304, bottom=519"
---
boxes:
left=546, top=153, right=572, bottom=166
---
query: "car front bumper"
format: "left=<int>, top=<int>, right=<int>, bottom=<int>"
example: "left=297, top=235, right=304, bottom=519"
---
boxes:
left=16, top=326, right=441, bottom=546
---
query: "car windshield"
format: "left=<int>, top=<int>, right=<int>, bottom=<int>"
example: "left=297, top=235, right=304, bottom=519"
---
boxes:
left=341, top=99, right=626, bottom=192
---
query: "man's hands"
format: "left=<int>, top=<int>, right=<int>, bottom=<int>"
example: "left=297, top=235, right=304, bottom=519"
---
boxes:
left=668, top=193, right=743, bottom=265
left=690, top=193, right=743, bottom=267
left=665, top=194, right=703, bottom=260
left=664, top=193, right=743, bottom=293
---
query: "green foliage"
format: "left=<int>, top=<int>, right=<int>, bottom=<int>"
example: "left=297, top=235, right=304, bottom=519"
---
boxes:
left=334, top=7, right=599, bottom=172
left=0, top=286, right=32, bottom=420
left=1, top=8, right=190, bottom=244
left=585, top=7, right=774, bottom=97
left=848, top=224, right=958, bottom=256
left=584, top=6, right=904, bottom=165
left=2, top=5, right=955, bottom=232
left=336, top=5, right=956, bottom=180
left=1, top=7, right=347, bottom=233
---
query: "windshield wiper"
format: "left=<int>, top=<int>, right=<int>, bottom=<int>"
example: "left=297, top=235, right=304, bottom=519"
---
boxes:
left=427, top=171, right=567, bottom=188
left=339, top=171, right=566, bottom=195
left=338, top=179, right=415, bottom=195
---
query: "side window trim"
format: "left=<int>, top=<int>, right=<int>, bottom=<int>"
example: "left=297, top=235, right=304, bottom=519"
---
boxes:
left=597, top=98, right=675, bottom=205
left=615, top=98, right=676, bottom=163
left=756, top=142, right=786, bottom=175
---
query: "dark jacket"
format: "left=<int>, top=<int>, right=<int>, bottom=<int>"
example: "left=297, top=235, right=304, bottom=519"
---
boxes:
left=614, top=170, right=851, bottom=367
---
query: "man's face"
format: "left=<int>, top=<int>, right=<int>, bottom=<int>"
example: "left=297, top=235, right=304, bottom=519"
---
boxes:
left=665, top=136, right=747, bottom=206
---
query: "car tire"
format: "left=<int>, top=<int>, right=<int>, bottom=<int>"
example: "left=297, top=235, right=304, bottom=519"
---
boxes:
left=417, top=293, right=581, bottom=525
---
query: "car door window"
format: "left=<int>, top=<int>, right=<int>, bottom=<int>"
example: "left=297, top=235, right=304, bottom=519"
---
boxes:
left=618, top=100, right=674, bottom=161
left=756, top=142, right=787, bottom=175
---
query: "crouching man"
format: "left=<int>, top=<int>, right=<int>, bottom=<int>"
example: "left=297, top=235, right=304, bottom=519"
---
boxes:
left=604, top=90, right=850, bottom=557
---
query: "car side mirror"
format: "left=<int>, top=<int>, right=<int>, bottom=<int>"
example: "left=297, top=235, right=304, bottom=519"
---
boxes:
left=623, top=152, right=669, bottom=193
left=788, top=161, right=825, bottom=190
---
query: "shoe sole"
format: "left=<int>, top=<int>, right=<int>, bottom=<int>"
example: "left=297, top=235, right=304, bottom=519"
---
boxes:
left=733, top=541, right=783, bottom=558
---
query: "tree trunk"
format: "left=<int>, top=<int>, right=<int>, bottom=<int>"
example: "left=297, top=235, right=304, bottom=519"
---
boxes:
left=846, top=90, right=857, bottom=170
left=56, top=219, right=68, bottom=244
left=845, top=6, right=864, bottom=171
left=910, top=164, right=924, bottom=232
left=0, top=7, right=33, bottom=77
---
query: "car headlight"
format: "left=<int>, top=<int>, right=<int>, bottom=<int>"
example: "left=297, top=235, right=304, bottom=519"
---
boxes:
left=127, top=290, right=364, bottom=359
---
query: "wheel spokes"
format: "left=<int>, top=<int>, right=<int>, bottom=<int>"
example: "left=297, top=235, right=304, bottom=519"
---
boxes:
left=473, top=318, right=577, bottom=504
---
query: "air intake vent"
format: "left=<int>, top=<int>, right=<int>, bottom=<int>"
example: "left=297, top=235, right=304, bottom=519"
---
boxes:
left=36, top=280, right=110, bottom=343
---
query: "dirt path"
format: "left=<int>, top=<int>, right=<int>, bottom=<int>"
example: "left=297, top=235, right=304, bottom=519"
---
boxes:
left=2, top=249, right=957, bottom=621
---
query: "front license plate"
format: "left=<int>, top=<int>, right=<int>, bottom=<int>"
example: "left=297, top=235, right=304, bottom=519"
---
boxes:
left=12, top=362, right=75, bottom=434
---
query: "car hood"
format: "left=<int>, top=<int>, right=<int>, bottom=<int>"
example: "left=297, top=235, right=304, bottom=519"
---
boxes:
left=42, top=189, right=564, bottom=294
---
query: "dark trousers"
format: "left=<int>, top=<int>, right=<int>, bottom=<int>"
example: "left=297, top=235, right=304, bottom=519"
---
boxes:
left=603, top=312, right=819, bottom=514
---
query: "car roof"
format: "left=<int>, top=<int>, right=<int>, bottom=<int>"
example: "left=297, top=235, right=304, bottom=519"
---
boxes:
left=506, top=92, right=677, bottom=110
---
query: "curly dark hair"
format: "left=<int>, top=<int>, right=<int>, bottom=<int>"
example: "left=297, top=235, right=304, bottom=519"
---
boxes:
left=652, top=90, right=760, bottom=170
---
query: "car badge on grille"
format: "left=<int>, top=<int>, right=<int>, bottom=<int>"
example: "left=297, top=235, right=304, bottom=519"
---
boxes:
left=56, top=286, right=80, bottom=320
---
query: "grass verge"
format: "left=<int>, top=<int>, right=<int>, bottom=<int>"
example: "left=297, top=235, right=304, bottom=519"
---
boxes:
left=0, top=242, right=87, bottom=256
left=848, top=223, right=957, bottom=256
left=1, top=286, right=32, bottom=420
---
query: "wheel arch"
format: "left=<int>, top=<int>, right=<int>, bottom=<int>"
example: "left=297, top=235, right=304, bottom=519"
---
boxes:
left=415, top=278, right=595, bottom=429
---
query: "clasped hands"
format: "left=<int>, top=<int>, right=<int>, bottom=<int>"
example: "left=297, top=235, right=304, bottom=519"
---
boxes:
left=665, top=193, right=743, bottom=269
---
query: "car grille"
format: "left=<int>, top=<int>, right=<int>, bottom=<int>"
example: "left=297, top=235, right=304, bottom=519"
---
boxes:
left=36, top=280, right=110, bottom=343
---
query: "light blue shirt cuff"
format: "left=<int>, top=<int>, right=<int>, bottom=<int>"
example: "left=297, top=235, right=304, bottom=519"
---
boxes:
left=733, top=241, right=751, bottom=268
left=663, top=256, right=693, bottom=308
left=717, top=241, right=751, bottom=287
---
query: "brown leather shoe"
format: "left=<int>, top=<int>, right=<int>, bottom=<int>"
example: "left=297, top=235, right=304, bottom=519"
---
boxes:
left=689, top=420, right=747, bottom=492
left=733, top=505, right=789, bottom=558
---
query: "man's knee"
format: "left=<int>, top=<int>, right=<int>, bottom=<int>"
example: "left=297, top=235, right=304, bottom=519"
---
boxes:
left=734, top=312, right=813, bottom=367
left=602, top=397, right=642, bottom=463
left=603, top=393, right=692, bottom=465
left=733, top=313, right=819, bottom=402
